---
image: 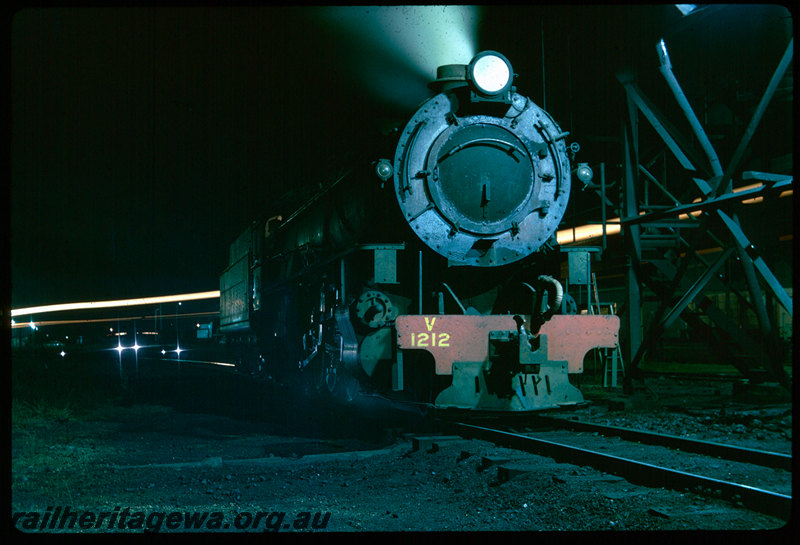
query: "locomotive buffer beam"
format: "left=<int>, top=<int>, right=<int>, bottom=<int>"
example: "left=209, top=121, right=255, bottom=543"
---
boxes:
left=396, top=314, right=619, bottom=411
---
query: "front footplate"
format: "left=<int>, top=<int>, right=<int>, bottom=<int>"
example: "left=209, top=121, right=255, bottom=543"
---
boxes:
left=395, top=314, right=620, bottom=411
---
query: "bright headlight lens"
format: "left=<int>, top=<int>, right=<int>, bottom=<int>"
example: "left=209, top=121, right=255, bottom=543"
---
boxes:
left=469, top=51, right=512, bottom=95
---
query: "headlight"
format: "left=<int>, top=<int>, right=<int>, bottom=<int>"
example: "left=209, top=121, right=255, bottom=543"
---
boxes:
left=468, top=51, right=513, bottom=97
left=576, top=163, right=594, bottom=184
left=374, top=159, right=393, bottom=181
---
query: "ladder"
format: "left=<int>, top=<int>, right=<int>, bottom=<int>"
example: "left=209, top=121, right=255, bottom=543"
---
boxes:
left=589, top=273, right=625, bottom=387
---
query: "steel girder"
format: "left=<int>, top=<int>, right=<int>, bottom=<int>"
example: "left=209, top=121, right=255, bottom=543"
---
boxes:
left=617, top=36, right=793, bottom=391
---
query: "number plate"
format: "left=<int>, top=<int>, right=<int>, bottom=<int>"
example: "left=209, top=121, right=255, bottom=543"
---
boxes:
left=396, top=315, right=517, bottom=375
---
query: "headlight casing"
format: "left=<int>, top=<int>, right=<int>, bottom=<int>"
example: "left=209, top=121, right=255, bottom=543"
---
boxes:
left=467, top=51, right=514, bottom=101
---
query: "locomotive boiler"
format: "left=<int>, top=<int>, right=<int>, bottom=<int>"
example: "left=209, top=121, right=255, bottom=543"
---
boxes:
left=219, top=51, right=619, bottom=411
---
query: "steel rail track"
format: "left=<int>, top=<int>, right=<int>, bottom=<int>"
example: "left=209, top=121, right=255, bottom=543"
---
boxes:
left=527, top=415, right=792, bottom=470
left=453, top=422, right=792, bottom=520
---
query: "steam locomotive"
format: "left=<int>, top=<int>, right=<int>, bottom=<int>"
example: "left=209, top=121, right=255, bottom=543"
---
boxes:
left=219, top=51, right=619, bottom=411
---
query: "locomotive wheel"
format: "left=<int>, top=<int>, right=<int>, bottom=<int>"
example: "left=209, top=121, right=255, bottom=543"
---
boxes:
left=311, top=346, right=336, bottom=394
left=310, top=336, right=358, bottom=403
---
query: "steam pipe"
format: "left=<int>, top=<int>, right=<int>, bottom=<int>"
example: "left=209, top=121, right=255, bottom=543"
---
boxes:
left=538, top=275, right=563, bottom=321
left=656, top=39, right=724, bottom=178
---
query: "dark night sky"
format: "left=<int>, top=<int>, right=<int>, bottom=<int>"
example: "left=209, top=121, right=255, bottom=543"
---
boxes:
left=9, top=5, right=793, bottom=308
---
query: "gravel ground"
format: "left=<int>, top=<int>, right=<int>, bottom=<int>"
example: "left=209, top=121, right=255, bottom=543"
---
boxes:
left=10, top=360, right=794, bottom=536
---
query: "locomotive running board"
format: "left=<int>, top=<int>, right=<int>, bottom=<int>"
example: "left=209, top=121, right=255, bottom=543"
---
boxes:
left=396, top=314, right=620, bottom=411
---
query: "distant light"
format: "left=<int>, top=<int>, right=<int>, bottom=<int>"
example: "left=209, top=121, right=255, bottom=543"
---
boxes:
left=29, top=322, right=36, bottom=330
left=60, top=351, right=66, bottom=357
left=110, top=327, right=113, bottom=332
left=675, top=4, right=697, bottom=16
left=207, top=361, right=236, bottom=368
left=10, top=320, right=15, bottom=326
left=133, top=343, right=140, bottom=352
left=116, top=344, right=124, bottom=354
left=161, top=349, right=166, bottom=355
left=557, top=181, right=788, bottom=245
left=175, top=347, right=183, bottom=355
left=196, top=323, right=200, bottom=328
left=557, top=220, right=623, bottom=245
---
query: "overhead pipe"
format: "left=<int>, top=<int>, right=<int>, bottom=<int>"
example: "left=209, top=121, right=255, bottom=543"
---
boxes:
left=719, top=38, right=793, bottom=196
left=656, top=39, right=724, bottom=179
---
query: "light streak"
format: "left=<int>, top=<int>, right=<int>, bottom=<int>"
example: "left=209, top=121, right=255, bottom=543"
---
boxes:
left=161, top=358, right=236, bottom=368
left=11, top=291, right=220, bottom=318
left=11, top=313, right=217, bottom=330
left=10, top=311, right=219, bottom=329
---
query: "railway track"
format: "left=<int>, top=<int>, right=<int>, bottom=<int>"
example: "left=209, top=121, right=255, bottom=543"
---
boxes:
left=110, top=352, right=793, bottom=522
left=525, top=414, right=791, bottom=470
left=443, top=418, right=792, bottom=520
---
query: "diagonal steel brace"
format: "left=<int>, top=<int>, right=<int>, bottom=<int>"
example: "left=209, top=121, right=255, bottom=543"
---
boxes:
left=716, top=209, right=792, bottom=316
left=617, top=75, right=710, bottom=177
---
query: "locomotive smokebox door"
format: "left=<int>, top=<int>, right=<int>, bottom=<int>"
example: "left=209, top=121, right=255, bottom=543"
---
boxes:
left=393, top=52, right=571, bottom=268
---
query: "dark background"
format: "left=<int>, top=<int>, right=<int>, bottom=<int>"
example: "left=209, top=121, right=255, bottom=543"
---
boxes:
left=9, top=5, right=793, bottom=308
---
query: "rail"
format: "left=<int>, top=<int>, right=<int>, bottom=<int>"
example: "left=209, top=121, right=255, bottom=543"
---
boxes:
left=453, top=422, right=791, bottom=520
left=527, top=415, right=792, bottom=470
